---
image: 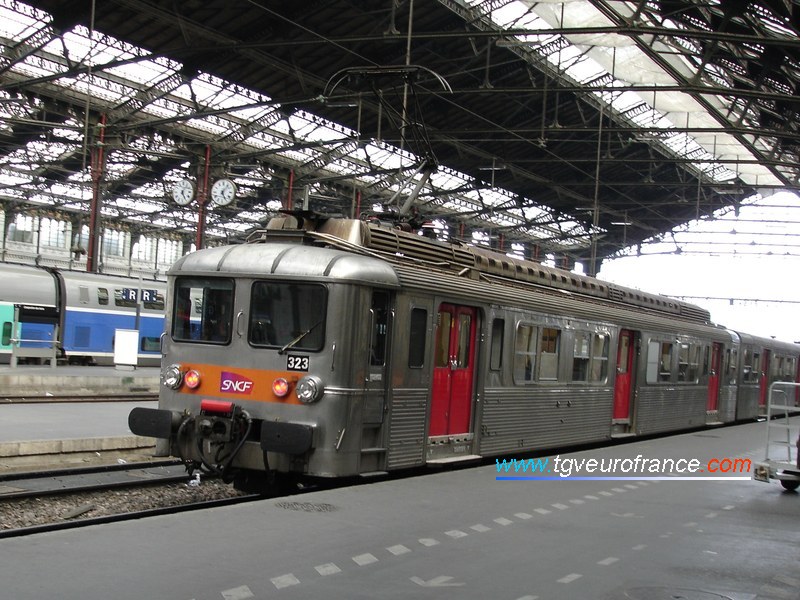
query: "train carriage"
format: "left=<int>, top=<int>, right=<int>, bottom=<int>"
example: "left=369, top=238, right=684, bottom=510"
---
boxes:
left=0, top=263, right=166, bottom=366
left=130, top=214, right=799, bottom=491
left=0, top=263, right=59, bottom=360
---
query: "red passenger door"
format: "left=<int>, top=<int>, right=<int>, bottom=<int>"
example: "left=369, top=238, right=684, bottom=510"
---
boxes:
left=429, top=304, right=477, bottom=437
left=613, top=329, right=635, bottom=422
left=707, top=342, right=722, bottom=411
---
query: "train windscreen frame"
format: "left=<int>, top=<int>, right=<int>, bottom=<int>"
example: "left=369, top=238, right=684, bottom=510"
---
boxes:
left=248, top=281, right=326, bottom=352
left=172, top=277, right=234, bottom=344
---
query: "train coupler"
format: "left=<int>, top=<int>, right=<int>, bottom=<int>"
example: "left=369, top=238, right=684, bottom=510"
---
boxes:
left=196, top=399, right=242, bottom=443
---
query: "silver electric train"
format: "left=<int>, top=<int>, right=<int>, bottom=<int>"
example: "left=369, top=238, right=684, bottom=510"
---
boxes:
left=129, top=214, right=800, bottom=491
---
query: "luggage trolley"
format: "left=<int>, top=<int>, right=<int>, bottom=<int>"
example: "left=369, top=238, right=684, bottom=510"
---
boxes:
left=753, top=381, right=800, bottom=492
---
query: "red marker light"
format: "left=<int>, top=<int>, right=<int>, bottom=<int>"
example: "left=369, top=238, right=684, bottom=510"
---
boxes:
left=184, top=370, right=201, bottom=389
left=272, top=378, right=290, bottom=397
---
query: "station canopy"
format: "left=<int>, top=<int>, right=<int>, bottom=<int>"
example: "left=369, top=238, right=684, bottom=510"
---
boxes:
left=1, top=0, right=798, bottom=270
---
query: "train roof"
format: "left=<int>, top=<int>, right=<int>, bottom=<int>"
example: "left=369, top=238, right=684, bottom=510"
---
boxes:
left=169, top=239, right=400, bottom=288
left=734, top=331, right=800, bottom=352
left=248, top=215, right=714, bottom=326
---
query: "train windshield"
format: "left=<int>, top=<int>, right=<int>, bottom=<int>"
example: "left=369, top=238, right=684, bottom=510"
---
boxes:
left=172, top=277, right=234, bottom=344
left=249, top=281, right=326, bottom=351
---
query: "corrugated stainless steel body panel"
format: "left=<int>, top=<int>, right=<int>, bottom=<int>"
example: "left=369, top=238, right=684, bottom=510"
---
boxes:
left=736, top=385, right=760, bottom=420
left=392, top=265, right=728, bottom=340
left=479, top=387, right=613, bottom=455
left=387, top=388, right=428, bottom=468
left=636, top=386, right=707, bottom=434
left=718, top=385, right=737, bottom=422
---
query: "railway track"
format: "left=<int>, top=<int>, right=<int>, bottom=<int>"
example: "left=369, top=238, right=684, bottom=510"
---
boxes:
left=0, top=392, right=158, bottom=404
left=0, top=461, right=261, bottom=539
left=0, top=459, right=189, bottom=500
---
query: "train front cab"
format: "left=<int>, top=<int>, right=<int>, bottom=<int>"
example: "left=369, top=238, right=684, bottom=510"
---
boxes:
left=129, top=242, right=406, bottom=488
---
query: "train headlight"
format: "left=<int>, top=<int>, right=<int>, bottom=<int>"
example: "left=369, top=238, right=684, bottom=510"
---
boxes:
left=163, top=364, right=183, bottom=389
left=184, top=369, right=201, bottom=390
left=296, top=375, right=324, bottom=404
left=272, top=377, right=290, bottom=398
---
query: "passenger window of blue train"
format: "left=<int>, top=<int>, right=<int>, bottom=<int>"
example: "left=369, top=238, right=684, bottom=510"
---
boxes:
left=572, top=333, right=591, bottom=381
left=140, top=337, right=160, bottom=352
left=408, top=308, right=427, bottom=368
left=1, top=322, right=10, bottom=345
left=490, top=318, right=504, bottom=371
left=538, top=328, right=560, bottom=381
left=97, top=288, right=109, bottom=305
left=513, top=324, right=537, bottom=383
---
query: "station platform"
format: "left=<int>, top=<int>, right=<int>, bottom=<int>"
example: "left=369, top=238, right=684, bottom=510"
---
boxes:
left=1, top=417, right=797, bottom=600
left=0, top=364, right=160, bottom=399
left=0, top=365, right=160, bottom=470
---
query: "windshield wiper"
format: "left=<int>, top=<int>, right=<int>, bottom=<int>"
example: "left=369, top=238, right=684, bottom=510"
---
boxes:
left=279, top=320, right=323, bottom=354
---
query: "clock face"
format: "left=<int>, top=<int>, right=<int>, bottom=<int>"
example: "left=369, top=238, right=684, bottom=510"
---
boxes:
left=211, top=178, right=237, bottom=207
left=172, top=179, right=195, bottom=206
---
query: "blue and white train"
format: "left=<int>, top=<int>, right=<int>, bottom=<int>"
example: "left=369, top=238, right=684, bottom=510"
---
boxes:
left=0, top=262, right=166, bottom=366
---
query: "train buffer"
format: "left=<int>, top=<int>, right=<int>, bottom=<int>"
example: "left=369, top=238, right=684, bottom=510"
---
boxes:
left=753, top=381, right=800, bottom=492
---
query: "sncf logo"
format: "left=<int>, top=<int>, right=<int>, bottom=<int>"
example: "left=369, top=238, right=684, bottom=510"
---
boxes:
left=220, top=371, right=254, bottom=394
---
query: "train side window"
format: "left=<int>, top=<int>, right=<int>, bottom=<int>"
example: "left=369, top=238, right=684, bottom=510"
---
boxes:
left=590, top=333, right=609, bottom=382
left=538, top=327, right=561, bottom=381
left=489, top=318, right=504, bottom=371
left=455, top=312, right=472, bottom=368
left=408, top=308, right=427, bottom=368
left=727, top=348, right=738, bottom=384
left=1, top=322, right=11, bottom=346
left=785, top=357, right=797, bottom=380
left=173, top=277, right=235, bottom=344
left=678, top=343, right=699, bottom=382
left=140, top=336, right=160, bottom=352
left=370, top=291, right=390, bottom=367
left=434, top=311, right=452, bottom=368
left=659, top=342, right=674, bottom=382
left=513, top=323, right=537, bottom=384
left=742, top=349, right=753, bottom=382
left=572, top=332, right=591, bottom=381
left=774, top=355, right=786, bottom=379
left=97, top=287, right=109, bottom=306
left=143, top=291, right=165, bottom=311
left=647, top=340, right=673, bottom=383
left=752, top=351, right=761, bottom=382
left=248, top=281, right=326, bottom=350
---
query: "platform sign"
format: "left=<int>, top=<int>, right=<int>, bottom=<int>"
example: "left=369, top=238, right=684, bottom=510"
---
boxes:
left=114, top=328, right=139, bottom=368
left=15, top=304, right=59, bottom=323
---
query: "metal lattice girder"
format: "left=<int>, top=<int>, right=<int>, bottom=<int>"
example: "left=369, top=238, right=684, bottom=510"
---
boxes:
left=0, top=21, right=57, bottom=75
left=108, top=70, right=188, bottom=123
